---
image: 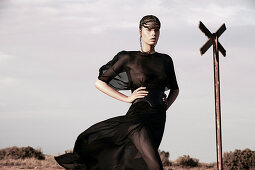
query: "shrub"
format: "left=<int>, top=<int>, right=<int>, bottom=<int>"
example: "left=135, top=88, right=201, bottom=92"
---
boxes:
left=0, top=146, right=45, bottom=160
left=158, top=149, right=172, bottom=166
left=176, top=155, right=199, bottom=167
left=223, top=148, right=255, bottom=169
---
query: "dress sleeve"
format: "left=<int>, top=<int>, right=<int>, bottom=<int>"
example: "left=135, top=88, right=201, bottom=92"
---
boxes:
left=98, top=50, right=130, bottom=91
left=165, top=56, right=179, bottom=91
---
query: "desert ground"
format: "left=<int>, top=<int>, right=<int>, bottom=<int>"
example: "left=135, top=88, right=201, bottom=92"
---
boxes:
left=2, top=146, right=255, bottom=170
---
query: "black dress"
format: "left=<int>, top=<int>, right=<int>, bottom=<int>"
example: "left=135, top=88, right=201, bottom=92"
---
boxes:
left=54, top=50, right=179, bottom=170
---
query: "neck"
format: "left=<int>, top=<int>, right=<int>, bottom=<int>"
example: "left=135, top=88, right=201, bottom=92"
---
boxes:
left=141, top=42, right=155, bottom=54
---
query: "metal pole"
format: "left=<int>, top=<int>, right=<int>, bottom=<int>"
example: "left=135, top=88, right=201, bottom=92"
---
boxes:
left=213, top=36, right=223, bottom=170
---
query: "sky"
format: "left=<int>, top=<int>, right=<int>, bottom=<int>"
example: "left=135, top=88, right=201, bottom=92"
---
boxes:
left=0, top=0, right=254, bottom=163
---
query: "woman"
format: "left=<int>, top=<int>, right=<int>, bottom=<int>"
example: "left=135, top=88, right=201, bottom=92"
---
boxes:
left=55, top=15, right=179, bottom=170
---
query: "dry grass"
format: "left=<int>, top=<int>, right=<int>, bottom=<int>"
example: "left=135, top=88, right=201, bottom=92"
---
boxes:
left=0, top=155, right=216, bottom=170
left=0, top=157, right=216, bottom=170
left=0, top=157, right=217, bottom=170
left=0, top=146, right=63, bottom=170
left=164, top=162, right=217, bottom=170
left=0, top=146, right=217, bottom=170
left=0, top=155, right=63, bottom=170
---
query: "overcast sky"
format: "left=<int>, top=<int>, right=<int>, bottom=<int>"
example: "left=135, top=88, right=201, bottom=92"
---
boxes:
left=0, top=0, right=254, bottom=163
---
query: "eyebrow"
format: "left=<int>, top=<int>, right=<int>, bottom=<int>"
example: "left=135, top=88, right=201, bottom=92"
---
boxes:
left=144, top=27, right=160, bottom=31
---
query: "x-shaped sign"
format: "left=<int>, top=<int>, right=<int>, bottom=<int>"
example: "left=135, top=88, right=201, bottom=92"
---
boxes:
left=199, top=21, right=227, bottom=170
left=199, top=21, right=226, bottom=56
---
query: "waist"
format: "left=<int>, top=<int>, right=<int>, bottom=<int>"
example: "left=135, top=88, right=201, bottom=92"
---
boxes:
left=132, top=88, right=166, bottom=108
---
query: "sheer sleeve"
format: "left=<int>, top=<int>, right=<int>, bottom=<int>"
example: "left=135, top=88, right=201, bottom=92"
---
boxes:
left=165, top=56, right=179, bottom=91
left=98, top=50, right=130, bottom=91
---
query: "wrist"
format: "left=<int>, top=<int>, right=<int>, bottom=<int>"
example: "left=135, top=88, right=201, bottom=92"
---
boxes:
left=122, top=95, right=130, bottom=103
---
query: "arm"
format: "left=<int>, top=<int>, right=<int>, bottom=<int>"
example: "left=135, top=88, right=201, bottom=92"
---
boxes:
left=94, top=79, right=148, bottom=103
left=165, top=89, right=179, bottom=111
left=163, top=56, right=179, bottom=111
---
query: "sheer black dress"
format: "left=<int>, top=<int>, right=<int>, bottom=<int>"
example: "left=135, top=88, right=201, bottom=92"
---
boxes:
left=54, top=50, right=179, bottom=170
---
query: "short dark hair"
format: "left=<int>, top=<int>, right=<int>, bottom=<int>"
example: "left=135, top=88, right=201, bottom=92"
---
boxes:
left=139, top=15, right=161, bottom=30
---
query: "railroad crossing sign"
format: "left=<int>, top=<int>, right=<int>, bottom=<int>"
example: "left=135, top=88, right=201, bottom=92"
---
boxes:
left=199, top=21, right=226, bottom=170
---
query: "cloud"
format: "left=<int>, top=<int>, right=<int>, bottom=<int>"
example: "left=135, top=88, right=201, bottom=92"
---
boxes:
left=0, top=51, right=18, bottom=87
left=0, top=0, right=254, bottom=163
left=1, top=0, right=138, bottom=35
left=188, top=3, right=255, bottom=27
left=2, top=0, right=254, bottom=38
left=0, top=51, right=13, bottom=62
left=0, top=76, right=18, bottom=87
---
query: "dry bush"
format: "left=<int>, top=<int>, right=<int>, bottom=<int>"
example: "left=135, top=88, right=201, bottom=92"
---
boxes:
left=176, top=155, right=199, bottom=167
left=223, top=148, right=255, bottom=169
left=159, top=149, right=172, bottom=166
left=0, top=146, right=45, bottom=160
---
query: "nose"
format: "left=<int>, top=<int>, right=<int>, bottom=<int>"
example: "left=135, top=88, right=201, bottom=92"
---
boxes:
left=151, top=30, right=155, bottom=36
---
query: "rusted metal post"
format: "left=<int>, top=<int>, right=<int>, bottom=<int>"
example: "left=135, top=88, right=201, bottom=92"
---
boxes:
left=213, top=36, right=223, bottom=170
left=199, top=21, right=226, bottom=170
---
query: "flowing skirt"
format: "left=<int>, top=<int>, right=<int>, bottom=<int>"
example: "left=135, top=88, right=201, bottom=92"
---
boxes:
left=54, top=100, right=166, bottom=170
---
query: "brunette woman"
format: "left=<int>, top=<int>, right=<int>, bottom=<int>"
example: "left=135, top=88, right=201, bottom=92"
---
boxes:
left=55, top=15, right=179, bottom=170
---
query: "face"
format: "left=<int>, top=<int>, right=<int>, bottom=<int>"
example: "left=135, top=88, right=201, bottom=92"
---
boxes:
left=140, top=23, right=160, bottom=46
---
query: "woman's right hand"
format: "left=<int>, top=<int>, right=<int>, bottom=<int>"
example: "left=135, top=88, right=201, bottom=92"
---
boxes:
left=125, top=86, right=148, bottom=103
